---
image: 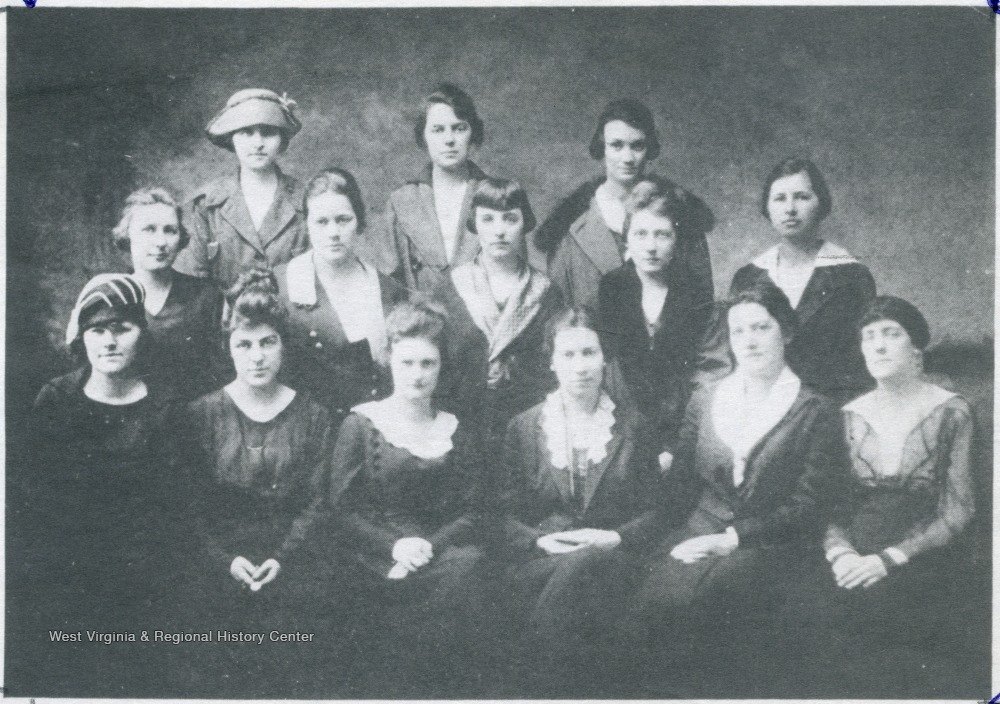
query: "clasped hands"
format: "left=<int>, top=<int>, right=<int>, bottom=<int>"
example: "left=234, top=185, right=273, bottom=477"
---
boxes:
left=831, top=552, right=887, bottom=590
left=387, top=537, right=434, bottom=579
left=230, top=556, right=281, bottom=592
left=670, top=531, right=738, bottom=564
left=536, top=528, right=621, bottom=555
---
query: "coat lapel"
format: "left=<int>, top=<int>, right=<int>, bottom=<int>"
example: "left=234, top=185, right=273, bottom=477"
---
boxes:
left=257, top=172, right=302, bottom=249
left=568, top=199, right=624, bottom=276
left=450, top=169, right=484, bottom=266
left=792, top=266, right=835, bottom=329
left=218, top=184, right=264, bottom=255
left=737, top=391, right=808, bottom=499
left=581, top=424, right=625, bottom=511
left=536, top=418, right=574, bottom=505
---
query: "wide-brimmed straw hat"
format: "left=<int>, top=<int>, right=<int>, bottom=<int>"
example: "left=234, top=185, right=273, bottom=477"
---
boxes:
left=205, top=88, right=302, bottom=150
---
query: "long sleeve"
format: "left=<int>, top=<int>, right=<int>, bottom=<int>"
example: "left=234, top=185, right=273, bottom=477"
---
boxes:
left=427, top=429, right=483, bottom=549
left=613, top=418, right=670, bottom=550
left=499, top=416, right=546, bottom=552
left=546, top=236, right=577, bottom=308
left=893, top=405, right=976, bottom=559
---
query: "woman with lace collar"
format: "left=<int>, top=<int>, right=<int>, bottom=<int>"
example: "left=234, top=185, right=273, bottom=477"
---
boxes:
left=697, top=157, right=876, bottom=404
left=780, top=297, right=977, bottom=696
left=623, top=284, right=844, bottom=693
left=434, top=178, right=563, bottom=455
left=327, top=298, right=488, bottom=696
left=275, top=168, right=407, bottom=422
left=496, top=306, right=668, bottom=694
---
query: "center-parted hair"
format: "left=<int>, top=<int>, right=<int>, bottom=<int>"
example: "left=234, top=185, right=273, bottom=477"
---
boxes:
left=112, top=187, right=190, bottom=253
left=302, top=167, right=367, bottom=233
left=223, top=268, right=289, bottom=340
left=760, top=157, right=833, bottom=222
left=414, top=83, right=484, bottom=149
left=724, top=281, right=799, bottom=341
left=588, top=99, right=661, bottom=161
left=858, top=295, right=931, bottom=350
left=543, top=305, right=603, bottom=361
left=385, top=296, right=450, bottom=361
left=466, top=177, right=537, bottom=235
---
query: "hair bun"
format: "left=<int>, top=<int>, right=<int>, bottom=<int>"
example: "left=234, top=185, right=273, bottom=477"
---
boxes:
left=227, top=268, right=279, bottom=305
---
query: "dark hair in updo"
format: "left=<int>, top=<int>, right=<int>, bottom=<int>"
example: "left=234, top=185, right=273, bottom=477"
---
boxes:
left=858, top=296, right=930, bottom=350
left=760, top=157, right=833, bottom=222
left=466, top=177, right=537, bottom=235
left=588, top=99, right=661, bottom=161
left=223, top=268, right=288, bottom=340
left=302, top=167, right=367, bottom=232
left=385, top=295, right=450, bottom=361
left=725, top=282, right=799, bottom=340
left=622, top=175, right=714, bottom=241
left=543, top=305, right=603, bottom=361
left=414, top=83, right=485, bottom=149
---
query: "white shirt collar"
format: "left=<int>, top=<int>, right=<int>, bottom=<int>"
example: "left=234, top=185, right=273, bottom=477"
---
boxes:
left=752, top=240, right=858, bottom=273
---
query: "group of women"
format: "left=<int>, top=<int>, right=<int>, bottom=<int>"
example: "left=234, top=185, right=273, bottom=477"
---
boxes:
left=20, top=83, right=977, bottom=697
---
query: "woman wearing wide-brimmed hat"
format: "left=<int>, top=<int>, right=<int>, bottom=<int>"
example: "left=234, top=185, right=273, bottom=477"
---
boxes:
left=174, top=88, right=308, bottom=290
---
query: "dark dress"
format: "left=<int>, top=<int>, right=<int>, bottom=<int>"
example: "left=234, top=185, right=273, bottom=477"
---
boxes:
left=435, top=259, right=563, bottom=452
left=328, top=405, right=487, bottom=695
left=12, top=368, right=189, bottom=695
left=275, top=253, right=409, bottom=420
left=145, top=272, right=226, bottom=401
left=534, top=177, right=714, bottom=310
left=598, top=260, right=714, bottom=453
left=174, top=169, right=308, bottom=290
left=696, top=243, right=876, bottom=403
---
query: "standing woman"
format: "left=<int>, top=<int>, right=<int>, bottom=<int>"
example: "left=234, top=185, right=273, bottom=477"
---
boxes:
left=625, top=284, right=844, bottom=693
left=372, top=83, right=489, bottom=293
left=327, top=299, right=487, bottom=696
left=114, top=187, right=224, bottom=401
left=598, top=176, right=715, bottom=466
left=436, top=178, right=563, bottom=454
left=183, top=270, right=337, bottom=695
left=174, top=89, right=307, bottom=290
left=498, top=306, right=667, bottom=694
left=21, top=275, right=189, bottom=694
left=275, top=168, right=408, bottom=421
left=699, top=157, right=876, bottom=403
left=534, top=99, right=714, bottom=309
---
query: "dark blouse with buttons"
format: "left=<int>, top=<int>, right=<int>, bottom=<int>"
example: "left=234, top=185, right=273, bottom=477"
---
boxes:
left=183, top=389, right=335, bottom=572
left=328, top=412, right=483, bottom=576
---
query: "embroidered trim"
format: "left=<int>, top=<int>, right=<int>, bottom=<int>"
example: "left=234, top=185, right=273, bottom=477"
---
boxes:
left=353, top=401, right=457, bottom=460
left=752, top=240, right=858, bottom=271
left=540, top=391, right=616, bottom=469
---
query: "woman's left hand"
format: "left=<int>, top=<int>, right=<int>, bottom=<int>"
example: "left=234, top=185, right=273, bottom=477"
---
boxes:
left=556, top=527, right=622, bottom=549
left=249, top=558, right=281, bottom=592
left=835, top=554, right=887, bottom=590
left=670, top=533, right=737, bottom=563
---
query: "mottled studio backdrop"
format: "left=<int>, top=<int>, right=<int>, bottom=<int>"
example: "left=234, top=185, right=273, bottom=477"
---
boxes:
left=6, top=6, right=995, bottom=413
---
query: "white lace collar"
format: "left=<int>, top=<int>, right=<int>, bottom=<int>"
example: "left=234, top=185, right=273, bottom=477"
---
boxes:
left=353, top=400, right=458, bottom=460
left=540, top=390, right=616, bottom=469
left=752, top=240, right=858, bottom=272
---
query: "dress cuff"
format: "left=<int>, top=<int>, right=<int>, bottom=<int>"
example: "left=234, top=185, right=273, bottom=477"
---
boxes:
left=724, top=526, right=739, bottom=549
left=825, top=546, right=859, bottom=564
left=882, top=547, right=909, bottom=566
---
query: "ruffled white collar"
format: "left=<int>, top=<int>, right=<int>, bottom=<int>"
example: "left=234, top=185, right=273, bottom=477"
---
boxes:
left=353, top=400, right=458, bottom=460
left=752, top=240, right=857, bottom=272
left=540, top=390, right=616, bottom=469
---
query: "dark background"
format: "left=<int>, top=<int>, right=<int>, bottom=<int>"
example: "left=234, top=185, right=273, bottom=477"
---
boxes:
left=5, top=6, right=994, bottom=698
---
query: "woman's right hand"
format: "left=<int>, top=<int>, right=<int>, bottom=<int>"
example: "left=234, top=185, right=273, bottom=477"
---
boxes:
left=536, top=532, right=588, bottom=555
left=392, top=537, right=433, bottom=573
left=230, top=556, right=258, bottom=586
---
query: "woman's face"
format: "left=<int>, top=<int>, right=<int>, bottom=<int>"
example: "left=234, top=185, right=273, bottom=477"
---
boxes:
left=231, top=124, right=284, bottom=172
left=602, top=119, right=649, bottom=186
left=307, top=191, right=359, bottom=266
left=728, top=302, right=786, bottom=377
left=551, top=326, right=604, bottom=399
left=626, top=209, right=677, bottom=276
left=423, top=103, right=472, bottom=170
left=128, top=203, right=183, bottom=273
left=860, top=319, right=919, bottom=381
left=229, top=322, right=283, bottom=389
left=766, top=171, right=823, bottom=240
left=475, top=206, right=525, bottom=264
left=390, top=336, right=442, bottom=402
left=83, top=320, right=142, bottom=378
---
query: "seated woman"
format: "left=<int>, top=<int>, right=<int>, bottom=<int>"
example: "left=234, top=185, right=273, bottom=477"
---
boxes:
left=183, top=270, right=337, bottom=695
left=624, top=284, right=844, bottom=692
left=598, top=176, right=714, bottom=466
left=436, top=177, right=563, bottom=453
left=175, top=88, right=308, bottom=290
left=534, top=99, right=714, bottom=309
left=275, top=168, right=407, bottom=421
left=780, top=297, right=977, bottom=697
left=371, top=84, right=490, bottom=292
left=498, top=306, right=668, bottom=694
left=114, top=187, right=224, bottom=401
left=327, top=298, right=487, bottom=696
left=698, top=157, right=876, bottom=403
left=22, top=274, right=190, bottom=695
